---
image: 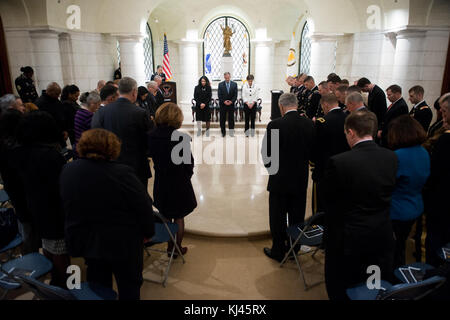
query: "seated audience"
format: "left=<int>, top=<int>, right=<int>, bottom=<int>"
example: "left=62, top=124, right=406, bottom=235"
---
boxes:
left=323, top=111, right=397, bottom=300
left=148, top=103, right=197, bottom=257
left=387, top=115, right=430, bottom=268
left=60, top=128, right=155, bottom=300
left=15, top=111, right=70, bottom=288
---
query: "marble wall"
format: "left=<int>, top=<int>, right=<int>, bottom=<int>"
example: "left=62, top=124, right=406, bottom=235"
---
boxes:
left=6, top=27, right=117, bottom=94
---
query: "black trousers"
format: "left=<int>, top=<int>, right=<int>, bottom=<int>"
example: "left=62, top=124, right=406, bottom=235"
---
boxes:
left=268, top=191, right=307, bottom=258
left=392, top=219, right=415, bottom=268
left=219, top=105, right=235, bottom=136
left=244, top=103, right=257, bottom=133
left=85, top=250, right=144, bottom=300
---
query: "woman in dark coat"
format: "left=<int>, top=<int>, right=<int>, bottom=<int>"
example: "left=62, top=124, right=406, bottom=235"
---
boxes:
left=148, top=103, right=197, bottom=255
left=60, top=128, right=155, bottom=300
left=15, top=111, right=70, bottom=288
left=194, top=76, right=212, bottom=136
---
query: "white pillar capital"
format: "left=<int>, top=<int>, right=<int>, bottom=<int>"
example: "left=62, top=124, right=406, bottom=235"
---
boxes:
left=309, top=33, right=344, bottom=42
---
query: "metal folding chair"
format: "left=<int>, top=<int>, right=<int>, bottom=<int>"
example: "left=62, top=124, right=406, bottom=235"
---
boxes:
left=347, top=276, right=446, bottom=300
left=0, top=253, right=52, bottom=300
left=15, top=275, right=117, bottom=300
left=0, top=208, right=23, bottom=262
left=280, top=212, right=325, bottom=290
left=143, top=210, right=185, bottom=287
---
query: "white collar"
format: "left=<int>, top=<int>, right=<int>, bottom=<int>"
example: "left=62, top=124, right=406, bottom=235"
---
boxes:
left=413, top=100, right=425, bottom=109
left=353, top=138, right=373, bottom=147
left=329, top=106, right=341, bottom=112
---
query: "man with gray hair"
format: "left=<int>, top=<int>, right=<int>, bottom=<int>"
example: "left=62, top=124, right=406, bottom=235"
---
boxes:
left=152, top=76, right=165, bottom=110
left=92, top=77, right=153, bottom=187
left=0, top=94, right=25, bottom=114
left=261, top=92, right=315, bottom=262
left=218, top=72, right=238, bottom=137
left=146, top=80, right=160, bottom=118
left=345, top=92, right=368, bottom=113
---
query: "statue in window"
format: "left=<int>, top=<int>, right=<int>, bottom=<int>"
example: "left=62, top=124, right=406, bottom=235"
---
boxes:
left=221, top=25, right=234, bottom=55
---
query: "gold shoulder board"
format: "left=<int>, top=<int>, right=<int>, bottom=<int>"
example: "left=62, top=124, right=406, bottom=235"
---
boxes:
left=317, top=118, right=325, bottom=123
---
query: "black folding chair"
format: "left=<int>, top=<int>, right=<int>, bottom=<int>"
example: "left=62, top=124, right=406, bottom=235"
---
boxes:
left=347, top=276, right=446, bottom=300
left=15, top=275, right=117, bottom=300
left=143, top=210, right=185, bottom=287
left=280, top=212, right=325, bottom=290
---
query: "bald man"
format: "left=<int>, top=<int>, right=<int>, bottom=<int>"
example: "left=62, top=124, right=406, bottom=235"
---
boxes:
left=35, top=82, right=67, bottom=146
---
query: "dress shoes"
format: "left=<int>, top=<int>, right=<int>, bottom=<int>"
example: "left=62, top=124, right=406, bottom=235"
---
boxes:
left=263, top=247, right=284, bottom=263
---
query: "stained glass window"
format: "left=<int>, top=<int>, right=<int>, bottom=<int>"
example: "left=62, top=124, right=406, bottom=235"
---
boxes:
left=143, top=23, right=155, bottom=81
left=299, top=22, right=311, bottom=75
left=203, top=17, right=250, bottom=81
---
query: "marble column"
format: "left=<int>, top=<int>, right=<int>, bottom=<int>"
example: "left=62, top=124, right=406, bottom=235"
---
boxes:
left=392, top=28, right=449, bottom=106
left=176, top=39, right=202, bottom=104
left=29, top=29, right=64, bottom=93
left=252, top=39, right=276, bottom=102
left=309, top=33, right=340, bottom=82
left=116, top=34, right=147, bottom=86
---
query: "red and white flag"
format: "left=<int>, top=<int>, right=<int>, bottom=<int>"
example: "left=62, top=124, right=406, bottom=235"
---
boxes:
left=163, top=33, right=173, bottom=80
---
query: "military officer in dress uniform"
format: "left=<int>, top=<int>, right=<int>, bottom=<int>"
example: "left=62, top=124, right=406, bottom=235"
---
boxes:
left=296, top=74, right=308, bottom=116
left=315, top=81, right=330, bottom=119
left=15, top=66, right=39, bottom=103
left=114, top=63, right=122, bottom=80
left=311, top=93, right=350, bottom=214
left=408, top=85, right=432, bottom=132
left=303, top=76, right=321, bottom=120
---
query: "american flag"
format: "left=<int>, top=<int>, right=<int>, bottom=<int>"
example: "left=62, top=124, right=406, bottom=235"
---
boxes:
left=163, top=33, right=173, bottom=81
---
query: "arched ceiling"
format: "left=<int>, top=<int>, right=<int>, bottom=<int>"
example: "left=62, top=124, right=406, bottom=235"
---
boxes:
left=0, top=0, right=448, bottom=38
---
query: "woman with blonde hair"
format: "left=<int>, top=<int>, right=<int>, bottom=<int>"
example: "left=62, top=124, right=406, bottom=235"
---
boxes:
left=148, top=103, right=197, bottom=256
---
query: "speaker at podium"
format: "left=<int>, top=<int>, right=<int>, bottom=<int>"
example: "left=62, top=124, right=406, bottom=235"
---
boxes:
left=160, top=81, right=177, bottom=104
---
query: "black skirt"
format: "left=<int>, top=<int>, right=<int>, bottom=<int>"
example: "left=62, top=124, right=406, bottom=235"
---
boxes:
left=196, top=105, right=211, bottom=122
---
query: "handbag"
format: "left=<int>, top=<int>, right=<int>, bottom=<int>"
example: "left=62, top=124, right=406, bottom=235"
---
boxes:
left=0, top=208, right=18, bottom=248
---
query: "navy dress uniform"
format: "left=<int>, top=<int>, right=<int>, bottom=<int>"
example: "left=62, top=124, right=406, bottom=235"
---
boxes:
left=410, top=100, right=432, bottom=132
left=305, top=86, right=321, bottom=119
left=15, top=74, right=38, bottom=103
left=312, top=107, right=350, bottom=214
left=297, top=86, right=309, bottom=116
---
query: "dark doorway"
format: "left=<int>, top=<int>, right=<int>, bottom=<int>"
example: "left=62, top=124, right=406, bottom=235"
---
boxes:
left=0, top=15, right=13, bottom=96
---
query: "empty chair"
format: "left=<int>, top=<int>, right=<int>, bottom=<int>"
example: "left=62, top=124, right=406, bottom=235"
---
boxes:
left=0, top=253, right=52, bottom=299
left=347, top=276, right=446, bottom=300
left=280, top=212, right=325, bottom=290
left=16, top=275, right=117, bottom=300
left=143, top=210, right=185, bottom=287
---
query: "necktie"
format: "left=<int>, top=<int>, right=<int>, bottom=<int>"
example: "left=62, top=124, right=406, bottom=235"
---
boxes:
left=387, top=103, right=393, bottom=112
left=226, top=82, right=230, bottom=94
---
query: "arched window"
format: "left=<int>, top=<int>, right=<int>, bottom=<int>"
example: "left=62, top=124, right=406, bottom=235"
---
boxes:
left=116, top=40, right=121, bottom=65
left=203, top=16, right=250, bottom=81
left=299, top=22, right=311, bottom=75
left=143, top=23, right=155, bottom=81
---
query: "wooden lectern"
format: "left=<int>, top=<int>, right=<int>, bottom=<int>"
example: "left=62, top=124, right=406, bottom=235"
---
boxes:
left=161, top=81, right=177, bottom=104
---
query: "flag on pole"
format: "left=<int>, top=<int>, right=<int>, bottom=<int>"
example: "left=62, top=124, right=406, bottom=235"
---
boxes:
left=205, top=32, right=212, bottom=76
left=163, top=33, right=173, bottom=81
left=286, top=32, right=297, bottom=79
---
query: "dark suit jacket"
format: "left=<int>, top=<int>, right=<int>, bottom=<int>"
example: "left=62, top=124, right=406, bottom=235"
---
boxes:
left=60, top=159, right=155, bottom=261
left=262, top=110, right=315, bottom=195
left=155, top=89, right=165, bottom=110
left=148, top=126, right=197, bottom=219
left=312, top=108, right=350, bottom=181
left=91, top=97, right=152, bottom=181
left=323, top=141, right=397, bottom=254
left=35, top=93, right=67, bottom=146
left=218, top=81, right=238, bottom=108
left=381, top=97, right=409, bottom=146
left=368, top=85, right=387, bottom=128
